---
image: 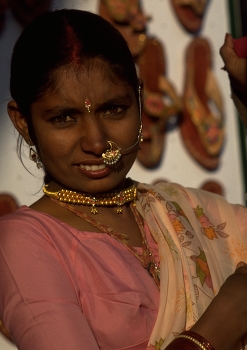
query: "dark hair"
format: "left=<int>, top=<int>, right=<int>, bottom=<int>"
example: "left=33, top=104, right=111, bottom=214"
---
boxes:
left=10, top=9, right=139, bottom=141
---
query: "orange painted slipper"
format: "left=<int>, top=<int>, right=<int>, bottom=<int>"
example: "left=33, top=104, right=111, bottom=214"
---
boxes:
left=170, top=0, right=210, bottom=34
left=180, top=37, right=225, bottom=170
left=0, top=319, right=12, bottom=342
left=99, top=0, right=148, bottom=57
left=200, top=179, right=224, bottom=196
left=137, top=37, right=182, bottom=168
left=0, top=193, right=19, bottom=216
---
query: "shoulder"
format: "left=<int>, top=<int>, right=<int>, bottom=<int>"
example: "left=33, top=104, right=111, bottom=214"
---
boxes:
left=0, top=206, right=66, bottom=247
left=139, top=181, right=231, bottom=201
left=0, top=205, right=59, bottom=228
left=137, top=181, right=247, bottom=215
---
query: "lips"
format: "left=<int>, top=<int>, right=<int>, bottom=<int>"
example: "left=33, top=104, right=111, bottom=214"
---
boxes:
left=76, top=162, right=111, bottom=179
left=80, top=164, right=106, bottom=171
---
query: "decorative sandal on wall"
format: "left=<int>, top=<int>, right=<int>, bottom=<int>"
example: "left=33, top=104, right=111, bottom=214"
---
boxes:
left=137, top=37, right=182, bottom=168
left=0, top=319, right=12, bottom=343
left=180, top=37, right=224, bottom=170
left=99, top=0, right=148, bottom=57
left=0, top=193, right=18, bottom=216
left=200, top=179, right=224, bottom=196
left=170, top=0, right=210, bottom=34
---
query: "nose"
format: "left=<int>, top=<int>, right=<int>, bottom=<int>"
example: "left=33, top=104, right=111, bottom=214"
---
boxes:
left=79, top=116, right=108, bottom=156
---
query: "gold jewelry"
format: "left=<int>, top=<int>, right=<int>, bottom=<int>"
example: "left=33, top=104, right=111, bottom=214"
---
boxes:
left=102, top=141, right=121, bottom=166
left=176, top=335, right=207, bottom=350
left=28, top=139, right=42, bottom=169
left=84, top=98, right=91, bottom=112
left=177, top=331, right=215, bottom=350
left=130, top=204, right=160, bottom=287
left=48, top=193, right=160, bottom=288
left=101, top=85, right=143, bottom=166
left=43, top=179, right=137, bottom=214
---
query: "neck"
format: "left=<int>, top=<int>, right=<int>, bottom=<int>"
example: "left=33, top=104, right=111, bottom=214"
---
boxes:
left=43, top=178, right=136, bottom=214
left=45, top=177, right=131, bottom=194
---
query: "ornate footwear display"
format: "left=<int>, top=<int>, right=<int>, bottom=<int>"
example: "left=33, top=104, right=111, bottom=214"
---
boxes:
left=170, top=0, right=210, bottom=34
left=0, top=193, right=18, bottom=217
left=180, top=37, right=224, bottom=170
left=137, top=37, right=182, bottom=168
left=99, top=0, right=148, bottom=57
left=200, top=180, right=224, bottom=196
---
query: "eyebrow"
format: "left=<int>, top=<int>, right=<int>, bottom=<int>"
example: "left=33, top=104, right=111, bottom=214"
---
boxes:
left=40, top=107, right=82, bottom=118
left=96, top=94, right=133, bottom=111
left=40, top=94, right=133, bottom=118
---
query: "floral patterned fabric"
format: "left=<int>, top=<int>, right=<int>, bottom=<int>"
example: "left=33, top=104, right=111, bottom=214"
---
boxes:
left=134, top=182, right=247, bottom=349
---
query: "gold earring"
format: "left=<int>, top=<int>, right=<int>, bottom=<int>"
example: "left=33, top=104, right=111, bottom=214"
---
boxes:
left=28, top=139, right=42, bottom=169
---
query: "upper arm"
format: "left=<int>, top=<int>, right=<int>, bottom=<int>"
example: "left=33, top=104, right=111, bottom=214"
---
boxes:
left=0, top=219, right=99, bottom=350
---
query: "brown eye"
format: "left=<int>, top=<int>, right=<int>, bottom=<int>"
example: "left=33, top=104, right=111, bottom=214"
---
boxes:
left=104, top=106, right=125, bottom=116
left=52, top=115, right=76, bottom=124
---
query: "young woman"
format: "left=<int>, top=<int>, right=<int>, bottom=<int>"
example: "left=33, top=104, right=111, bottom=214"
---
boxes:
left=0, top=9, right=247, bottom=350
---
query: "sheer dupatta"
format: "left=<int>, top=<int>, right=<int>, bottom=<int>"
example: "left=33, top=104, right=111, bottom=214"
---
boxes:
left=135, top=182, right=247, bottom=349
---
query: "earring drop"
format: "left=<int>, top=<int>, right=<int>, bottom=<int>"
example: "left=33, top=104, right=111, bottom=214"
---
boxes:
left=28, top=139, right=42, bottom=169
left=139, top=133, right=143, bottom=150
left=85, top=98, right=91, bottom=113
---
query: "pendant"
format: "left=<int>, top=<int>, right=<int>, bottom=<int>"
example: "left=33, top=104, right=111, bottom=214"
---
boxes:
left=147, top=262, right=160, bottom=288
left=91, top=204, right=98, bottom=214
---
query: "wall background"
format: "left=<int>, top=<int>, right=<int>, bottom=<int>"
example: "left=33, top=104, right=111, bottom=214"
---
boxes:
left=0, top=1, right=244, bottom=348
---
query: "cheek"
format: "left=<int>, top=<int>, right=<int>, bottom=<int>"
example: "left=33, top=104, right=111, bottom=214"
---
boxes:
left=36, top=133, right=72, bottom=161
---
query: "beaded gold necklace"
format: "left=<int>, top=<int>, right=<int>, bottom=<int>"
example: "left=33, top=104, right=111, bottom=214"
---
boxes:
left=43, top=179, right=136, bottom=214
left=49, top=197, right=160, bottom=288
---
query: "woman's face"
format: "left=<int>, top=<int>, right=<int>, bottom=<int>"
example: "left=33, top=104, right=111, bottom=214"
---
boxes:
left=30, top=66, right=140, bottom=193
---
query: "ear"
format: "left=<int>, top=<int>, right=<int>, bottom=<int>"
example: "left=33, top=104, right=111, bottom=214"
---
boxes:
left=8, top=100, right=31, bottom=144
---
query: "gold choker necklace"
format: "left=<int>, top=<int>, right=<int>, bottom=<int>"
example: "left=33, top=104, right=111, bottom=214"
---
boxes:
left=43, top=180, right=137, bottom=214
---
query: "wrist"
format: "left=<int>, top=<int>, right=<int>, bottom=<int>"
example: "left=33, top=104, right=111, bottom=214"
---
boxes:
left=166, top=331, right=215, bottom=350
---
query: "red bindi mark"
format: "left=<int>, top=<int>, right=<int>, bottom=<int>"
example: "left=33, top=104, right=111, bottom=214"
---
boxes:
left=85, top=98, right=91, bottom=113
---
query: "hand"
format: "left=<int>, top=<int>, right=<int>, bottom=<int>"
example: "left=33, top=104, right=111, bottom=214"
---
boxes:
left=220, top=33, right=247, bottom=93
left=191, top=262, right=247, bottom=350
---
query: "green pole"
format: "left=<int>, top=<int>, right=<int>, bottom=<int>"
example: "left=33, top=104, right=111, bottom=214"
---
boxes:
left=227, top=0, right=247, bottom=205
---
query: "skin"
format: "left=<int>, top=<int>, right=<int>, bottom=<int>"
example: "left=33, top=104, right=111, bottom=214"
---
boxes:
left=8, top=65, right=144, bottom=246
left=220, top=33, right=247, bottom=127
left=190, top=262, right=247, bottom=350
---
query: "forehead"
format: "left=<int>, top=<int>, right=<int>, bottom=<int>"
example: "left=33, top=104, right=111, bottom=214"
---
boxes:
left=35, top=64, right=136, bottom=108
